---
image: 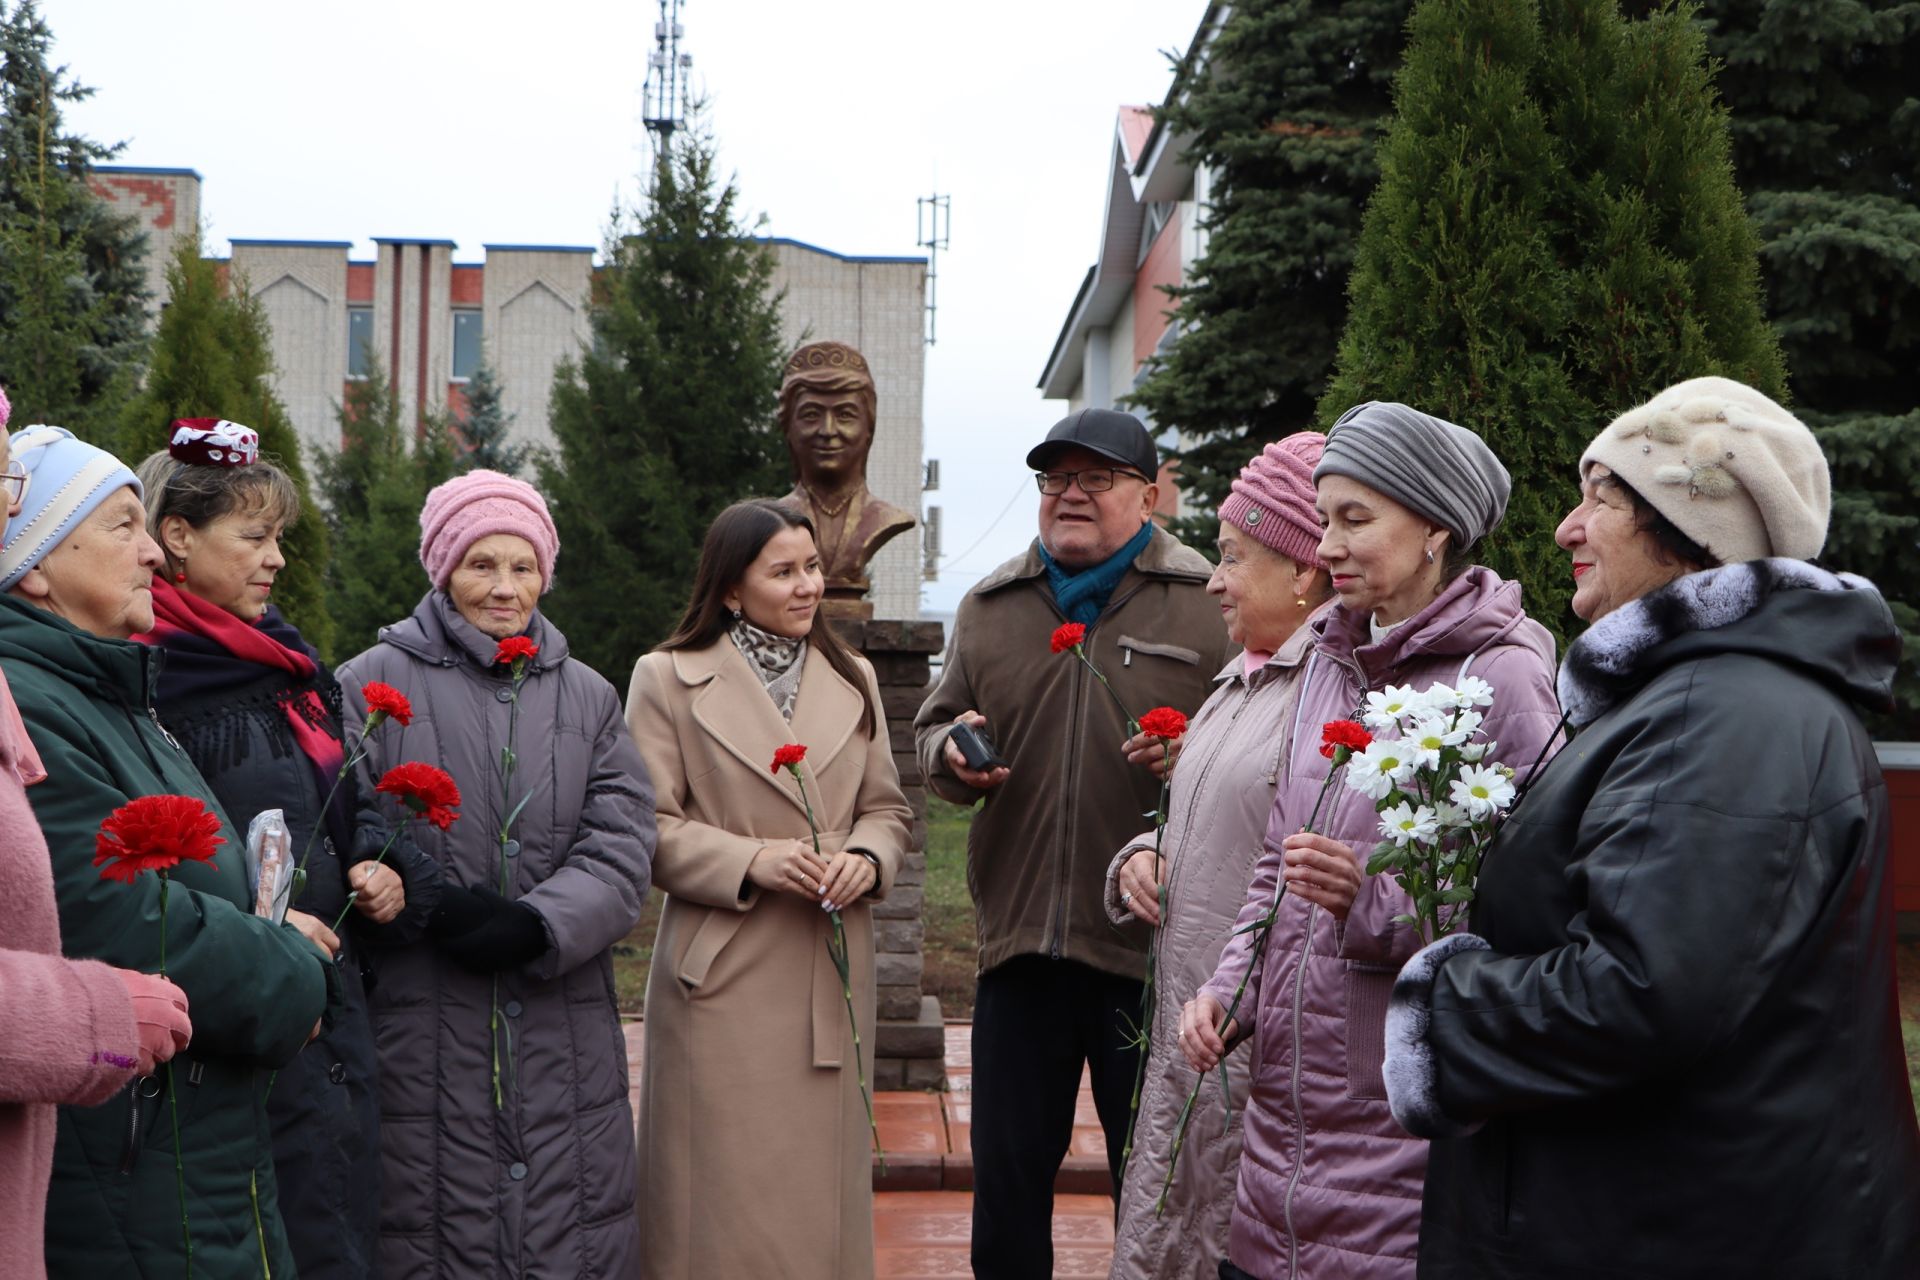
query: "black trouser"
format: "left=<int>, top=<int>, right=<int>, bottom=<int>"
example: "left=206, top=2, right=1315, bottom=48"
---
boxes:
left=969, top=954, right=1144, bottom=1280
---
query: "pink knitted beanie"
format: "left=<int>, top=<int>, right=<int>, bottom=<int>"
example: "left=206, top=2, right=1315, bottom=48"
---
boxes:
left=418, top=470, right=560, bottom=594
left=1217, top=432, right=1327, bottom=567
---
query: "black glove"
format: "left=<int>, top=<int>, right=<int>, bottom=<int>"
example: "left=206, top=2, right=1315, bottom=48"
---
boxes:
left=427, top=884, right=550, bottom=974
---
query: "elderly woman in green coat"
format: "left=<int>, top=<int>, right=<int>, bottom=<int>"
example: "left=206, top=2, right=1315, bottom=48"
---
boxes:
left=0, top=426, right=334, bottom=1276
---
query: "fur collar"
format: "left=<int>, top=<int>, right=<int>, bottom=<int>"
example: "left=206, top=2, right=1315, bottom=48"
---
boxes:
left=1557, top=558, right=1875, bottom=727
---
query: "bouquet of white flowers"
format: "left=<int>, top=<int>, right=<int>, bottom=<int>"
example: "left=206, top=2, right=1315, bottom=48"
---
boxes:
left=1343, top=677, right=1517, bottom=942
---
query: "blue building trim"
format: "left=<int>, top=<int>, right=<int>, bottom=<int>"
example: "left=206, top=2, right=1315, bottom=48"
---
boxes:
left=756, top=236, right=925, bottom=266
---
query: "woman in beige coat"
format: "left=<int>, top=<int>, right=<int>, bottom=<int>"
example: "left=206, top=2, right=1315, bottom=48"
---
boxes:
left=625, top=499, right=911, bottom=1280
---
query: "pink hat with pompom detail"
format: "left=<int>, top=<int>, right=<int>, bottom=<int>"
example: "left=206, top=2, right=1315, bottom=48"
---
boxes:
left=1217, top=432, right=1328, bottom=568
left=0, top=384, right=10, bottom=431
left=418, top=470, right=560, bottom=594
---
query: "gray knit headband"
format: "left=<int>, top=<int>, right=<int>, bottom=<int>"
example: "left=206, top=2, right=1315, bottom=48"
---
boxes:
left=1313, top=401, right=1511, bottom=548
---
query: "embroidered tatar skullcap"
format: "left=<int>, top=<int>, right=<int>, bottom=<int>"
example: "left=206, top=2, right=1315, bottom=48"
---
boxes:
left=1580, top=377, right=1828, bottom=564
left=1314, top=402, right=1511, bottom=548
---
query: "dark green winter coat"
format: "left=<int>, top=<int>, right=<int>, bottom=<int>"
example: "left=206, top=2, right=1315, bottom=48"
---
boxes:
left=0, top=594, right=333, bottom=1278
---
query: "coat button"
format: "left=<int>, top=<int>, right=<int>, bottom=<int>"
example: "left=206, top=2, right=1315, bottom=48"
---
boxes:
left=503, top=839, right=521, bottom=859
left=508, top=1162, right=528, bottom=1181
left=495, top=686, right=515, bottom=703
left=328, top=1063, right=347, bottom=1084
left=504, top=1000, right=523, bottom=1017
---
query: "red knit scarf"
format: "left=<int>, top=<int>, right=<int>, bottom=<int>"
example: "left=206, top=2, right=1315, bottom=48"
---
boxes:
left=139, top=579, right=347, bottom=781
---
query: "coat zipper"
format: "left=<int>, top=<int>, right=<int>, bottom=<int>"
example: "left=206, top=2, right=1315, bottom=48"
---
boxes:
left=1282, top=903, right=1317, bottom=1280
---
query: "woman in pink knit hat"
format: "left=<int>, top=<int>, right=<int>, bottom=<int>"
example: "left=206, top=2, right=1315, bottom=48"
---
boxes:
left=1104, top=432, right=1337, bottom=1280
left=336, top=469, right=656, bottom=1279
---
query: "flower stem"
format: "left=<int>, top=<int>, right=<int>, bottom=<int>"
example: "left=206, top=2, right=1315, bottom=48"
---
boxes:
left=491, top=667, right=527, bottom=1111
left=1156, top=764, right=1344, bottom=1218
left=252, top=1167, right=271, bottom=1278
left=159, top=875, right=194, bottom=1277
left=1071, top=645, right=1138, bottom=732
left=1118, top=768, right=1172, bottom=1178
left=793, top=769, right=886, bottom=1173
left=290, top=743, right=368, bottom=884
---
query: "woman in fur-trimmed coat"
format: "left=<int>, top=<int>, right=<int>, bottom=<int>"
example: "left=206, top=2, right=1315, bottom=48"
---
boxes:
left=1386, top=379, right=1920, bottom=1279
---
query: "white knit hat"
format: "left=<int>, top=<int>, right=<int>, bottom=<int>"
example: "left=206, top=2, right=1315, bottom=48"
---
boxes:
left=1580, top=377, right=1829, bottom=564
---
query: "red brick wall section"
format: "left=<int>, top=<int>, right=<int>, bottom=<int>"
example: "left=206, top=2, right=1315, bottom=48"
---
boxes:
left=1132, top=205, right=1184, bottom=373
left=1889, top=767, right=1920, bottom=914
left=450, top=265, right=483, bottom=306
left=88, top=175, right=177, bottom=229
left=347, top=264, right=374, bottom=304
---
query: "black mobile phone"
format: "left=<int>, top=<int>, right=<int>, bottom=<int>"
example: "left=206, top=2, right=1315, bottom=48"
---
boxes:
left=949, top=722, right=1008, bottom=771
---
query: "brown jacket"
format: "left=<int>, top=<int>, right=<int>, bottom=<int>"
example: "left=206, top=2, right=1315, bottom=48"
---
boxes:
left=625, top=639, right=911, bottom=1280
left=913, top=526, right=1232, bottom=979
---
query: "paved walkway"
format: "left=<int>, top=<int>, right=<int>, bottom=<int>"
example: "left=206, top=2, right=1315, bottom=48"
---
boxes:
left=624, top=1021, right=1117, bottom=1277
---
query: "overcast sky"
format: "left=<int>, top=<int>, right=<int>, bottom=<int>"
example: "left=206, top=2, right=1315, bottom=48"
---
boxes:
left=52, top=0, right=1213, bottom=614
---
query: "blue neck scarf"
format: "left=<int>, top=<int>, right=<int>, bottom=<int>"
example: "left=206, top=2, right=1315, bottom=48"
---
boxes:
left=1040, top=521, right=1155, bottom=627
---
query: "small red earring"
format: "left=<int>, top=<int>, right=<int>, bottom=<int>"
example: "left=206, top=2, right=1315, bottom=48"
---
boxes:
left=173, top=571, right=186, bottom=583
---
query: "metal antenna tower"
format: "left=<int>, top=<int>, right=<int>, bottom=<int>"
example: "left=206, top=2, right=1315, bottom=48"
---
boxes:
left=916, top=193, right=951, bottom=346
left=642, top=0, right=690, bottom=147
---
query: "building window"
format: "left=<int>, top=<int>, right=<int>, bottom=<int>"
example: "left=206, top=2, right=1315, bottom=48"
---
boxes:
left=347, top=308, right=373, bottom=379
left=452, top=310, right=482, bottom=381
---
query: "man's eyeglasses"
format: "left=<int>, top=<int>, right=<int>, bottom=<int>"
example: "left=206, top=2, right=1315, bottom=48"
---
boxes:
left=1, top=461, right=24, bottom=504
left=1034, top=466, right=1151, bottom=496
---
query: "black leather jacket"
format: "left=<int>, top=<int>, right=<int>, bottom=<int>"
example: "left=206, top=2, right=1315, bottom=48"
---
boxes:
left=1412, top=561, right=1920, bottom=1279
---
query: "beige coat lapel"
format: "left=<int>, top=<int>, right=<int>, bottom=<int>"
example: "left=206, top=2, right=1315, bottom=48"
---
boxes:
left=679, top=641, right=810, bottom=815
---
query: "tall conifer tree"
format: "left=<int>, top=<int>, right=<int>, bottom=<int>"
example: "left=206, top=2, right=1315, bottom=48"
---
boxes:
left=0, top=0, right=147, bottom=439
left=1693, top=0, right=1920, bottom=733
left=1323, top=0, right=1784, bottom=642
left=122, top=234, right=333, bottom=651
left=454, top=357, right=528, bottom=476
left=540, top=115, right=788, bottom=680
left=317, top=355, right=456, bottom=661
left=1128, top=0, right=1410, bottom=545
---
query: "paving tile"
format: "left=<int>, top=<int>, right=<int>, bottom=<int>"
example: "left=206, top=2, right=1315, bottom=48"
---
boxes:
left=875, top=1092, right=948, bottom=1155
left=1069, top=1124, right=1107, bottom=1159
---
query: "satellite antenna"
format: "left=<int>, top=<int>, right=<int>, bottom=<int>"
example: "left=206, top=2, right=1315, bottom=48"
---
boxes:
left=916, top=193, right=950, bottom=346
left=642, top=0, right=690, bottom=149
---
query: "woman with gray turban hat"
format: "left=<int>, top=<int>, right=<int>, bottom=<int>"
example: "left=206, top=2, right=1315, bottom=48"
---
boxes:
left=1180, top=401, right=1562, bottom=1280
left=1382, top=376, right=1920, bottom=1279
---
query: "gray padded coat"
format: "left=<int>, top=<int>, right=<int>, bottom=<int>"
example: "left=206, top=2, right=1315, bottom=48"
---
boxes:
left=338, top=593, right=655, bottom=1280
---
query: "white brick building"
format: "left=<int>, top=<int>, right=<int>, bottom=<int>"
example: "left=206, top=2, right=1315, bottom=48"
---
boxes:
left=94, top=168, right=929, bottom=617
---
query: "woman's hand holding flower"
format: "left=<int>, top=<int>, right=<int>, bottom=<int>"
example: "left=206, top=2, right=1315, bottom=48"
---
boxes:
left=817, top=851, right=878, bottom=912
left=1115, top=847, right=1164, bottom=926
left=1178, top=993, right=1238, bottom=1073
left=748, top=838, right=831, bottom=899
left=1121, top=728, right=1179, bottom=779
left=1281, top=832, right=1364, bottom=920
left=349, top=861, right=406, bottom=923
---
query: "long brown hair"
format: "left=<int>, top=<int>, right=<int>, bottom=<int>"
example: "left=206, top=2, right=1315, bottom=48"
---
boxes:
left=659, top=499, right=878, bottom=733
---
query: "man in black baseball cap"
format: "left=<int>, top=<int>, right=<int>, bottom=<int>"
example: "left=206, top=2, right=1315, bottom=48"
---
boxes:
left=1024, top=406, right=1161, bottom=479
left=914, top=404, right=1231, bottom=1277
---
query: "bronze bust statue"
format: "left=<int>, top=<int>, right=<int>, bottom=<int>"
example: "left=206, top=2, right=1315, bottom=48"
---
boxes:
left=777, top=341, right=915, bottom=617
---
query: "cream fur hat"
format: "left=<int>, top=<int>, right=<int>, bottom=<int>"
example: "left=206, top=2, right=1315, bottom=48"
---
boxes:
left=1580, top=377, right=1829, bottom=564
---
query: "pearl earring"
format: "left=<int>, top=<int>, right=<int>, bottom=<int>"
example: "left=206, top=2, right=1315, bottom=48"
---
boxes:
left=1425, top=546, right=1436, bottom=565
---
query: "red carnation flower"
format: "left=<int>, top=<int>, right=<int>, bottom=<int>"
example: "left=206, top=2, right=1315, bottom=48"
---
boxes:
left=376, top=762, right=463, bottom=831
left=1050, top=622, right=1087, bottom=654
left=94, top=795, right=224, bottom=883
left=494, top=636, right=539, bottom=667
left=1137, top=706, right=1189, bottom=741
left=771, top=743, right=809, bottom=774
left=362, top=681, right=413, bottom=728
left=1319, top=719, right=1373, bottom=761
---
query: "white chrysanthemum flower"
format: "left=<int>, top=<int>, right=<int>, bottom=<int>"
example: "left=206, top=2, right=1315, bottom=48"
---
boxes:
left=1379, top=801, right=1440, bottom=847
left=1458, top=738, right=1497, bottom=764
left=1432, top=800, right=1470, bottom=831
left=1454, top=675, right=1495, bottom=708
left=1450, top=764, right=1517, bottom=819
left=1405, top=716, right=1453, bottom=770
left=1347, top=738, right=1417, bottom=800
left=1443, top=708, right=1485, bottom=745
left=1363, top=684, right=1427, bottom=732
left=1421, top=682, right=1459, bottom=716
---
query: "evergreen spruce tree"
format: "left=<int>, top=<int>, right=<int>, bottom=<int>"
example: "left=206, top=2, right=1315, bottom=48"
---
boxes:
left=1322, top=0, right=1785, bottom=642
left=317, top=355, right=456, bottom=661
left=1693, top=0, right=1920, bottom=734
left=455, top=357, right=529, bottom=476
left=540, top=115, right=788, bottom=680
left=119, top=233, right=334, bottom=651
left=0, top=0, right=147, bottom=439
left=1127, top=0, right=1411, bottom=546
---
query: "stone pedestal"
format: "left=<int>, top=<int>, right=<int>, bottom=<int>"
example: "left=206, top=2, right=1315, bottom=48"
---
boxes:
left=835, top=617, right=948, bottom=1090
